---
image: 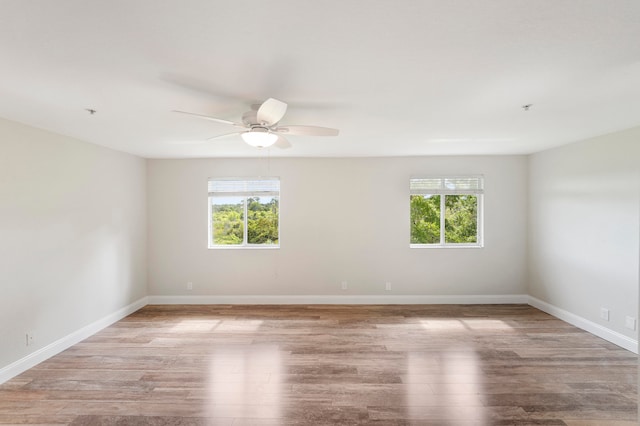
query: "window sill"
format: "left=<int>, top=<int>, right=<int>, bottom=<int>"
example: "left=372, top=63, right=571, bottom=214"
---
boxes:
left=410, top=244, right=483, bottom=249
left=208, top=245, right=280, bottom=250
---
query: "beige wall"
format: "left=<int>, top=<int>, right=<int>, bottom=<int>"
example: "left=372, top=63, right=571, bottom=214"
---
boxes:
left=528, top=126, right=640, bottom=340
left=0, top=118, right=147, bottom=369
left=147, top=155, right=528, bottom=298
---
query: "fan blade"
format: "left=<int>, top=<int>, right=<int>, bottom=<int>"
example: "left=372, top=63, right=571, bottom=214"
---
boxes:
left=207, top=132, right=243, bottom=141
left=274, top=125, right=339, bottom=136
left=257, top=98, right=287, bottom=126
left=274, top=135, right=292, bottom=149
left=173, top=110, right=244, bottom=127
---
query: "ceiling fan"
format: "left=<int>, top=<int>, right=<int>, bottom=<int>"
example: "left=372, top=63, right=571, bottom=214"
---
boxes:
left=174, top=98, right=339, bottom=149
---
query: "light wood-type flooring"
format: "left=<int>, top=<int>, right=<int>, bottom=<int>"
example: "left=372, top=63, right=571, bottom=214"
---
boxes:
left=0, top=304, right=637, bottom=425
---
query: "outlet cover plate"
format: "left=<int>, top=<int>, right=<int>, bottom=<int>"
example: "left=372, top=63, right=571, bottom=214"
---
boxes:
left=625, top=316, right=636, bottom=330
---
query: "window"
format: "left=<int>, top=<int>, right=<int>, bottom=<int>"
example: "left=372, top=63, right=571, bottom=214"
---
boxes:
left=410, top=176, right=483, bottom=247
left=208, top=178, right=280, bottom=248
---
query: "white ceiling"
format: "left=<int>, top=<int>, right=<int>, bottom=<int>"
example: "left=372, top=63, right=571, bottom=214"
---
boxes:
left=1, top=0, right=639, bottom=158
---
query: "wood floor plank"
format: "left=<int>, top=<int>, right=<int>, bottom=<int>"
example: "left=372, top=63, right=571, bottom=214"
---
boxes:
left=0, top=304, right=637, bottom=424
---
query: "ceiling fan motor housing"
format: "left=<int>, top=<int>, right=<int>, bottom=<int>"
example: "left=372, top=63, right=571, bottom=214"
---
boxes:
left=242, top=110, right=259, bottom=126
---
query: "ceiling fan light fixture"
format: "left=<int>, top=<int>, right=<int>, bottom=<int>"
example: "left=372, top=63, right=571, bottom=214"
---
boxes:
left=241, top=129, right=278, bottom=148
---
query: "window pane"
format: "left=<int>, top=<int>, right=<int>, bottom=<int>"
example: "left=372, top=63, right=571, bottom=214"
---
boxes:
left=444, top=195, right=477, bottom=243
left=212, top=196, right=244, bottom=245
left=247, top=196, right=279, bottom=245
left=410, top=195, right=441, bottom=244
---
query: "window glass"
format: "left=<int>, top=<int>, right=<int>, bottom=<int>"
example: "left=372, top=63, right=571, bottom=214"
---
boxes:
left=410, top=176, right=483, bottom=247
left=208, top=178, right=280, bottom=248
left=444, top=195, right=477, bottom=244
left=212, top=196, right=244, bottom=245
left=410, top=194, right=440, bottom=244
left=247, top=196, right=279, bottom=245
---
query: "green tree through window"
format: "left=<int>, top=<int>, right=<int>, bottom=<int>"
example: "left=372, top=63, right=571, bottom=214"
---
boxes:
left=444, top=195, right=477, bottom=243
left=410, top=195, right=440, bottom=244
left=212, top=197, right=244, bottom=245
left=209, top=178, right=280, bottom=247
left=410, top=177, right=483, bottom=247
left=247, top=197, right=279, bottom=244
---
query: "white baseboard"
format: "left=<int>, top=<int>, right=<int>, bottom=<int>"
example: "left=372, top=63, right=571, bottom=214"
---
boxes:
left=0, top=296, right=148, bottom=385
left=528, top=296, right=638, bottom=354
left=147, top=294, right=529, bottom=305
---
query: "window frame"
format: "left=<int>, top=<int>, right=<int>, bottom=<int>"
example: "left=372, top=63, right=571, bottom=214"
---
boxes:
left=208, top=177, right=280, bottom=249
left=409, top=175, right=484, bottom=249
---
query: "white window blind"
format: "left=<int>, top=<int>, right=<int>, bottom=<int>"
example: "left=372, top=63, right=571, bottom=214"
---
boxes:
left=410, top=176, right=483, bottom=195
left=208, top=178, right=280, bottom=197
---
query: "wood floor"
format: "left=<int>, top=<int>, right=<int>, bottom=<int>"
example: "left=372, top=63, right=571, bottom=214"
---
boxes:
left=0, top=304, right=637, bottom=425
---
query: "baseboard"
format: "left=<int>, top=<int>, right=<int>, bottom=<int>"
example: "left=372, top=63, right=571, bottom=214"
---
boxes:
left=0, top=296, right=148, bottom=385
left=147, top=294, right=529, bottom=305
left=528, top=296, right=638, bottom=354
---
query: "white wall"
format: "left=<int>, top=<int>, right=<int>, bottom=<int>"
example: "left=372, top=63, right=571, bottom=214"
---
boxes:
left=0, top=118, right=147, bottom=371
left=528, top=126, right=640, bottom=341
left=147, top=155, right=527, bottom=298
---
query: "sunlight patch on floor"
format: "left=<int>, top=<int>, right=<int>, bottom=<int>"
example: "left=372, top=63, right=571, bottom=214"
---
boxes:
left=419, top=319, right=514, bottom=332
left=170, top=319, right=221, bottom=332
left=207, top=346, right=283, bottom=418
left=405, top=350, right=487, bottom=422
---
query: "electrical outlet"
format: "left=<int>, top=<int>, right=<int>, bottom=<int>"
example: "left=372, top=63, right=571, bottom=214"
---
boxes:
left=625, top=316, right=636, bottom=330
left=26, top=333, right=34, bottom=347
left=341, top=281, right=348, bottom=290
left=600, top=308, right=610, bottom=321
left=187, top=282, right=193, bottom=290
left=385, top=282, right=392, bottom=291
